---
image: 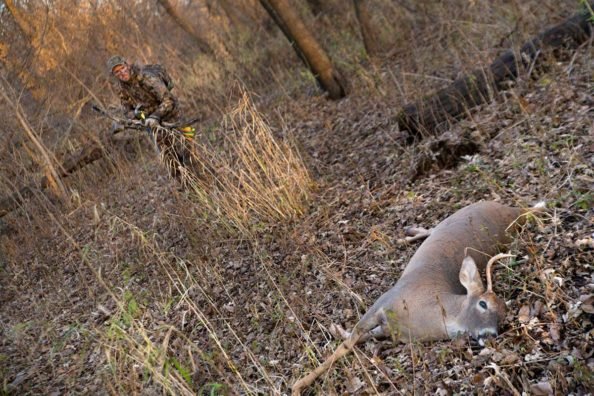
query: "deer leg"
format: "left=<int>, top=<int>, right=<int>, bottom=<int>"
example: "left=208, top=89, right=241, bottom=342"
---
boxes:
left=329, top=323, right=351, bottom=340
left=398, top=226, right=433, bottom=244
left=330, top=323, right=385, bottom=342
left=292, top=314, right=381, bottom=395
left=369, top=324, right=388, bottom=339
left=292, top=334, right=361, bottom=396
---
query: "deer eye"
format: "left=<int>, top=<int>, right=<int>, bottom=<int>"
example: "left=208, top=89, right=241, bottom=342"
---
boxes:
left=479, top=301, right=488, bottom=309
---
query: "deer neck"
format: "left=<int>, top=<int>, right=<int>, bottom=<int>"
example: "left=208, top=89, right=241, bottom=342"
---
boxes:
left=438, top=293, right=470, bottom=338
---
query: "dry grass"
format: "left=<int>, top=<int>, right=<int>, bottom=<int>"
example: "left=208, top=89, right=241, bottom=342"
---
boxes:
left=92, top=217, right=242, bottom=395
left=178, top=90, right=313, bottom=237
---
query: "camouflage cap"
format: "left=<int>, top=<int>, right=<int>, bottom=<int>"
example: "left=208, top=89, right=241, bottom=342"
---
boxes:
left=107, top=55, right=126, bottom=73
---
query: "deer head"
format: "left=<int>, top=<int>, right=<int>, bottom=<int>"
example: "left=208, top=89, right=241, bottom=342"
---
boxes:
left=454, top=253, right=511, bottom=345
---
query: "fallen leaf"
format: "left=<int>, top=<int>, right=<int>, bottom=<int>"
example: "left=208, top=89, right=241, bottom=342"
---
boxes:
left=575, top=237, right=594, bottom=249
left=532, top=300, right=544, bottom=317
left=479, top=347, right=495, bottom=356
left=580, top=294, right=594, bottom=313
left=549, top=323, right=561, bottom=342
left=491, top=351, right=504, bottom=362
left=530, top=381, right=554, bottom=395
left=435, top=387, right=448, bottom=396
left=500, top=352, right=520, bottom=365
left=518, top=305, right=531, bottom=323
left=471, top=372, right=488, bottom=385
left=347, top=376, right=365, bottom=393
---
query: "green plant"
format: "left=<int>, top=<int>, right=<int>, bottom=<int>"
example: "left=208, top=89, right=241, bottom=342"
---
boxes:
left=580, top=0, right=594, bottom=21
left=573, top=191, right=592, bottom=211
left=199, top=382, right=225, bottom=396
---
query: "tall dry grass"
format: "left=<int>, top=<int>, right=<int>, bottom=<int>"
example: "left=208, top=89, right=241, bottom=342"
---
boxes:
left=175, top=90, right=313, bottom=236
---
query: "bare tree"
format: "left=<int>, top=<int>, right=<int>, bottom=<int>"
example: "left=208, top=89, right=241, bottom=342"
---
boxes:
left=0, top=78, right=67, bottom=199
left=352, top=0, right=381, bottom=59
left=259, top=0, right=346, bottom=100
left=1, top=0, right=44, bottom=97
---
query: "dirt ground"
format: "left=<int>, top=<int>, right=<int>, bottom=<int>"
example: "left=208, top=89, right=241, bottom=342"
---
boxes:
left=1, top=41, right=593, bottom=396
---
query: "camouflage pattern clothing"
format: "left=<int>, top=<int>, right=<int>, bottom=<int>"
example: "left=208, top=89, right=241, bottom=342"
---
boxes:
left=116, top=63, right=179, bottom=122
left=115, top=63, right=193, bottom=182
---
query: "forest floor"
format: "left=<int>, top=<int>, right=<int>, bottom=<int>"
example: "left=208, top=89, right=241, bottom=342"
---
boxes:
left=1, top=39, right=593, bottom=396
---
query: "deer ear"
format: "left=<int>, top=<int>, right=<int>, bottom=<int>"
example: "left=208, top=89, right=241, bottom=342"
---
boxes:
left=459, top=255, right=484, bottom=296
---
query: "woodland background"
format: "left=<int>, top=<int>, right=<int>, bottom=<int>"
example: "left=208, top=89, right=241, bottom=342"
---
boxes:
left=0, top=0, right=592, bottom=395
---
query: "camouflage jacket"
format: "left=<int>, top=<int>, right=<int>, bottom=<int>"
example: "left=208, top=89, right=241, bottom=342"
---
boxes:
left=117, top=64, right=178, bottom=122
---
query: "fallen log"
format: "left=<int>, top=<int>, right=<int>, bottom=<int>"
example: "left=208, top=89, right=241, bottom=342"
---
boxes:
left=0, top=144, right=104, bottom=218
left=397, top=7, right=593, bottom=137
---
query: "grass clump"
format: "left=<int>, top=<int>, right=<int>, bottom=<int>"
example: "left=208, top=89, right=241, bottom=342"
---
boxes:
left=183, top=90, right=313, bottom=236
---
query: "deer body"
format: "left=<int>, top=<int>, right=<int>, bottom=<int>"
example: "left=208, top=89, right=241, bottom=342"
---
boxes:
left=361, top=201, right=523, bottom=341
left=293, top=201, right=542, bottom=395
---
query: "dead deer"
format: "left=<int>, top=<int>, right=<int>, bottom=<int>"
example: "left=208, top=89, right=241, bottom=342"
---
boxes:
left=292, top=200, right=545, bottom=395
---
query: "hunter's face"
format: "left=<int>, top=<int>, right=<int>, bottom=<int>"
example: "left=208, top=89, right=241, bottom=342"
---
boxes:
left=112, top=64, right=131, bottom=82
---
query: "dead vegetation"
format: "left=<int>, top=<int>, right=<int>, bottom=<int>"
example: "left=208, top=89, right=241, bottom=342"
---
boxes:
left=0, top=0, right=592, bottom=395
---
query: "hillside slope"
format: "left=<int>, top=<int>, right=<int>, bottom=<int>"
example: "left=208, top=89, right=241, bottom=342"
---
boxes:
left=1, top=25, right=592, bottom=396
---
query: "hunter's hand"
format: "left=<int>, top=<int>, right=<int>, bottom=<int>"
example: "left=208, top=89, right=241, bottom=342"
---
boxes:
left=144, top=117, right=160, bottom=128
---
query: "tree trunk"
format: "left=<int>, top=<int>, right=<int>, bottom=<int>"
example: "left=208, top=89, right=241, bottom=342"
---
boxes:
left=352, top=0, right=381, bottom=59
left=397, top=8, right=593, bottom=137
left=259, top=0, right=346, bottom=100
left=156, top=0, right=214, bottom=56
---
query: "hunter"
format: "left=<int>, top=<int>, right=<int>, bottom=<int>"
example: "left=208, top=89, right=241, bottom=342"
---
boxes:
left=107, top=55, right=191, bottom=180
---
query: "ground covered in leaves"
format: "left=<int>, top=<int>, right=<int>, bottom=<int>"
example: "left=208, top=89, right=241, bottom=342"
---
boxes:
left=1, top=37, right=593, bottom=396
